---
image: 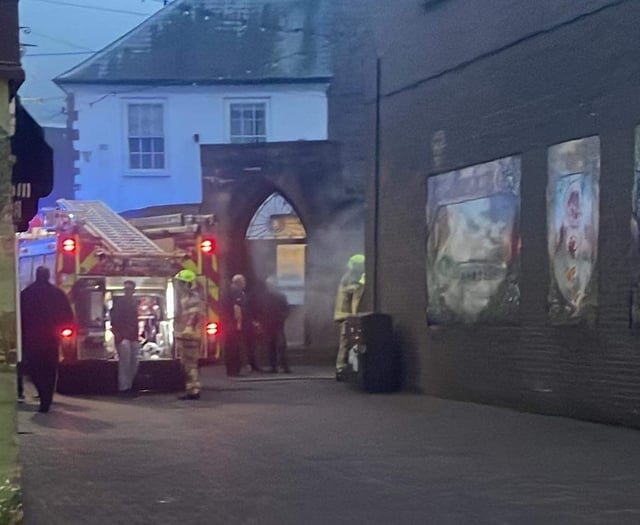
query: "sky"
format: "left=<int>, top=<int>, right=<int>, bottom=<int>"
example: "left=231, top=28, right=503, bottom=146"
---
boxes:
left=18, top=0, right=167, bottom=127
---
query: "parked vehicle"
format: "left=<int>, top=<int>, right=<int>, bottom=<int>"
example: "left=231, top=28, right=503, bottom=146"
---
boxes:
left=19, top=200, right=221, bottom=394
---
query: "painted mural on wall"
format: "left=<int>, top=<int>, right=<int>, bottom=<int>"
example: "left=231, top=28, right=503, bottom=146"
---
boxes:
left=630, top=127, right=640, bottom=327
left=426, top=156, right=521, bottom=324
left=634, top=127, right=640, bottom=225
left=547, top=136, right=600, bottom=323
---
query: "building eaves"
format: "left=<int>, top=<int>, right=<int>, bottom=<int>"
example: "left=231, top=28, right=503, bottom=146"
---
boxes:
left=55, top=0, right=332, bottom=86
left=55, top=76, right=332, bottom=87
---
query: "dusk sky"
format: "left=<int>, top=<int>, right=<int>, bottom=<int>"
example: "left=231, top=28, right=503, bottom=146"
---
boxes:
left=18, top=0, right=165, bottom=126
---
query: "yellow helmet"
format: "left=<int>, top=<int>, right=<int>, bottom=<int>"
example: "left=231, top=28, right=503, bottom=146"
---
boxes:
left=174, top=269, right=197, bottom=283
left=348, top=254, right=365, bottom=271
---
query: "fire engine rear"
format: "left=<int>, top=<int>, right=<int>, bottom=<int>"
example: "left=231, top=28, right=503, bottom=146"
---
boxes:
left=51, top=200, right=220, bottom=395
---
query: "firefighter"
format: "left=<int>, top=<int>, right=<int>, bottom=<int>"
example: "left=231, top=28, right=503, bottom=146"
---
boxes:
left=334, top=254, right=366, bottom=380
left=174, top=269, right=204, bottom=400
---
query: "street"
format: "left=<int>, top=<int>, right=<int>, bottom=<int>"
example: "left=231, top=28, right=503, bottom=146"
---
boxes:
left=17, top=366, right=640, bottom=525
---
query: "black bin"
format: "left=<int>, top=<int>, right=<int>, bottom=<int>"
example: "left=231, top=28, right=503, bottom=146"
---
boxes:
left=343, top=313, right=401, bottom=393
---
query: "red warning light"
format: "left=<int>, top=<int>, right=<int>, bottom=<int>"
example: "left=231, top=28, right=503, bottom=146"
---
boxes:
left=62, top=238, right=76, bottom=253
left=60, top=327, right=74, bottom=338
left=200, top=239, right=215, bottom=254
left=206, top=322, right=219, bottom=336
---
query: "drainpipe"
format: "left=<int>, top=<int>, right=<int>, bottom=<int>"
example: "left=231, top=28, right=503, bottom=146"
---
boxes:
left=372, top=57, right=381, bottom=311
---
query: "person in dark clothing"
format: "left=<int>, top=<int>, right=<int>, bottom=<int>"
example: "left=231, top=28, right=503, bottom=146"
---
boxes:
left=110, top=280, right=140, bottom=394
left=222, top=274, right=246, bottom=376
left=20, top=266, right=74, bottom=413
left=243, top=282, right=264, bottom=373
left=222, top=274, right=263, bottom=376
left=261, top=276, right=291, bottom=374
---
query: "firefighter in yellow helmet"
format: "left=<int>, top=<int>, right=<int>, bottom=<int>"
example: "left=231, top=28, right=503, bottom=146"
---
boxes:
left=174, top=269, right=204, bottom=400
left=334, top=254, right=365, bottom=380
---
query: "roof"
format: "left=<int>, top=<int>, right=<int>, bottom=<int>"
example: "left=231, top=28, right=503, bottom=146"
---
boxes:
left=55, top=0, right=331, bottom=86
left=120, top=203, right=203, bottom=219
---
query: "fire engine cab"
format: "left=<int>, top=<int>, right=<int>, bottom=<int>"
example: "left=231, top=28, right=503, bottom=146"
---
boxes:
left=50, top=200, right=221, bottom=395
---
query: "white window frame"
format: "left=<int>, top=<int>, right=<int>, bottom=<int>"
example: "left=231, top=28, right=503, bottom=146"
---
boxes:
left=225, top=98, right=269, bottom=144
left=123, top=99, right=168, bottom=175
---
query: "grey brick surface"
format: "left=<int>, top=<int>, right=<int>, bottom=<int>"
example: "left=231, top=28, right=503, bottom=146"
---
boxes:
left=17, top=366, right=640, bottom=525
left=366, top=0, right=640, bottom=425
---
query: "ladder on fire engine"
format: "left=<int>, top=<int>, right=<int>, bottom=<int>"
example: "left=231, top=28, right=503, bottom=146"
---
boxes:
left=57, top=200, right=166, bottom=254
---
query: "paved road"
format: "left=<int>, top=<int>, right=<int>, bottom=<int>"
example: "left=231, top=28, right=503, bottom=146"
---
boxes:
left=17, top=366, right=640, bottom=525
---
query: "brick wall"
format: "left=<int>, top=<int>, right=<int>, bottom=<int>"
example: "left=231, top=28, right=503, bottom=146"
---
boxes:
left=370, top=0, right=640, bottom=426
left=327, top=0, right=378, bottom=196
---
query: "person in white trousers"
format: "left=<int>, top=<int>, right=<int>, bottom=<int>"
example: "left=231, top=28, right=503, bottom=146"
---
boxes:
left=110, top=280, right=140, bottom=394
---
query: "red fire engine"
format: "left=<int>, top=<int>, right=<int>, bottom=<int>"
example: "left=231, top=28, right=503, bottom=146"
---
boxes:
left=52, top=200, right=221, bottom=395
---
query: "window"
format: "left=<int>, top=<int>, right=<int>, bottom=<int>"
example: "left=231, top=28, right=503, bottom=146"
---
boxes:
left=229, top=102, right=266, bottom=143
left=127, top=103, right=165, bottom=170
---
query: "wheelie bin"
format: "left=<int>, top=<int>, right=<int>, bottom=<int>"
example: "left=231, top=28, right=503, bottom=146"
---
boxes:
left=342, top=312, right=401, bottom=393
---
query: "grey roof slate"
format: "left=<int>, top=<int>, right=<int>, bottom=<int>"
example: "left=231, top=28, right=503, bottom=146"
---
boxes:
left=55, top=0, right=331, bottom=85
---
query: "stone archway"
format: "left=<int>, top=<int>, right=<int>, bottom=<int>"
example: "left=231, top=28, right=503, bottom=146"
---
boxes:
left=246, top=192, right=307, bottom=348
left=200, top=141, right=364, bottom=363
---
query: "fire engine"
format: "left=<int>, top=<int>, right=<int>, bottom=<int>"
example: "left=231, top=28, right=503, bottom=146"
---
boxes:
left=49, top=199, right=221, bottom=395
left=16, top=226, right=57, bottom=292
left=14, top=224, right=58, bottom=366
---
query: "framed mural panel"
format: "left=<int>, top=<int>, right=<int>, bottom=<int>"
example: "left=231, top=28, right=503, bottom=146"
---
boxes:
left=634, top=127, right=640, bottom=226
left=426, top=156, right=521, bottom=324
left=547, top=136, right=600, bottom=324
left=630, top=127, right=640, bottom=327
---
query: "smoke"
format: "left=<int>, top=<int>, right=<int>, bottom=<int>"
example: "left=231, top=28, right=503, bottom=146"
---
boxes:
left=304, top=202, right=365, bottom=350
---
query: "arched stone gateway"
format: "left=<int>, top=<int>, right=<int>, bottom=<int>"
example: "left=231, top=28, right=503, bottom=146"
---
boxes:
left=200, top=141, right=364, bottom=363
left=246, top=192, right=307, bottom=348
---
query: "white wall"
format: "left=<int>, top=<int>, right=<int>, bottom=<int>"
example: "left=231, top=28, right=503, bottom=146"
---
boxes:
left=68, top=84, right=329, bottom=212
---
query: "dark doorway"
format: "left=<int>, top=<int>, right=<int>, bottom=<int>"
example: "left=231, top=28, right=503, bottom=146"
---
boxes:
left=246, top=192, right=307, bottom=348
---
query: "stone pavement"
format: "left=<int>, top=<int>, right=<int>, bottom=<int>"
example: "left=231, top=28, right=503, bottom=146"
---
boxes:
left=16, top=365, right=640, bottom=525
